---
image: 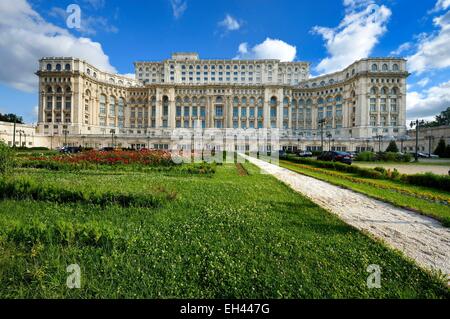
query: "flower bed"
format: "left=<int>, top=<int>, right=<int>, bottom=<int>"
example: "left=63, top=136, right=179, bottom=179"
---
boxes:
left=28, top=149, right=174, bottom=166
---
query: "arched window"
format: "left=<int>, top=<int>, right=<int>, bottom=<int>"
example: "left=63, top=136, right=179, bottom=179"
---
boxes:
left=65, top=64, right=71, bottom=71
left=391, top=87, right=398, bottom=95
left=233, top=97, right=239, bottom=106
left=118, top=98, right=125, bottom=127
left=65, top=86, right=71, bottom=93
left=46, top=64, right=52, bottom=71
left=393, top=64, right=399, bottom=71
left=99, top=95, right=107, bottom=115
left=370, top=87, right=377, bottom=95
left=241, top=97, right=247, bottom=105
left=216, top=96, right=223, bottom=103
left=109, top=96, right=116, bottom=117
left=335, top=95, right=342, bottom=102
left=184, top=96, right=190, bottom=104
left=283, top=97, right=289, bottom=106
left=249, top=97, right=255, bottom=105
left=371, top=64, right=378, bottom=72
left=56, top=64, right=61, bottom=71
left=56, top=86, right=62, bottom=93
left=46, top=86, right=53, bottom=93
left=380, top=87, right=387, bottom=95
left=270, top=97, right=277, bottom=106
left=382, top=64, right=388, bottom=71
left=318, top=98, right=324, bottom=105
left=320, top=81, right=326, bottom=86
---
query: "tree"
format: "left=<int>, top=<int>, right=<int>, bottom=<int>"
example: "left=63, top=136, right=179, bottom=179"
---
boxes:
left=0, top=113, right=24, bottom=124
left=423, top=107, right=450, bottom=128
left=385, top=140, right=399, bottom=153
left=445, top=145, right=450, bottom=158
left=434, top=139, right=447, bottom=157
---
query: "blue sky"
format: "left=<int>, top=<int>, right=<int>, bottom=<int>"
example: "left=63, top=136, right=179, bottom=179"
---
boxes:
left=1, top=0, right=450, bottom=123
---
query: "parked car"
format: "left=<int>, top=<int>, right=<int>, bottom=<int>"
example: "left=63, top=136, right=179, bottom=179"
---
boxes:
left=347, top=152, right=358, bottom=159
left=416, top=152, right=440, bottom=159
left=296, top=150, right=313, bottom=158
left=317, top=151, right=352, bottom=165
left=59, top=146, right=82, bottom=154
left=99, top=147, right=114, bottom=152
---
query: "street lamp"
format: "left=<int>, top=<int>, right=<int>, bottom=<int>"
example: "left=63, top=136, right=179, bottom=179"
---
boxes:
left=16, top=130, right=24, bottom=148
left=425, top=134, right=435, bottom=157
left=63, top=130, right=69, bottom=147
left=326, top=132, right=332, bottom=151
left=318, top=118, right=326, bottom=151
left=375, top=135, right=383, bottom=153
left=410, top=119, right=425, bottom=162
left=110, top=129, right=116, bottom=148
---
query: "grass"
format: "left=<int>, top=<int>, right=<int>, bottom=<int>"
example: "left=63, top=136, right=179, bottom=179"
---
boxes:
left=280, top=160, right=450, bottom=227
left=0, top=164, right=449, bottom=298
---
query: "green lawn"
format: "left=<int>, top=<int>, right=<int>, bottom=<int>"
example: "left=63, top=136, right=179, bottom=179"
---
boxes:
left=280, top=160, right=450, bottom=227
left=0, top=164, right=448, bottom=298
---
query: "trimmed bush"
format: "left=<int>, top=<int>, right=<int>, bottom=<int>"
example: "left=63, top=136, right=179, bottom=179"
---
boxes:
left=0, top=177, right=172, bottom=208
left=401, top=173, right=450, bottom=192
left=355, top=151, right=375, bottom=162
left=385, top=141, right=399, bottom=153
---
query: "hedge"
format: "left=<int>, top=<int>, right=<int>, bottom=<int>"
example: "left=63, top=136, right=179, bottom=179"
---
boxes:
left=401, top=173, right=450, bottom=192
left=0, top=177, right=173, bottom=208
left=285, top=156, right=450, bottom=192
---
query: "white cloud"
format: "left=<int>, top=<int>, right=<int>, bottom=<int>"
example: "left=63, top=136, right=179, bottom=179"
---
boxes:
left=407, top=10, right=450, bottom=73
left=235, top=38, right=297, bottom=62
left=407, top=80, right=450, bottom=121
left=431, top=0, right=450, bottom=12
left=390, top=42, right=412, bottom=56
left=417, top=77, right=431, bottom=87
left=49, top=7, right=118, bottom=36
left=170, top=0, right=187, bottom=19
left=120, top=73, right=135, bottom=79
left=313, top=0, right=391, bottom=74
left=219, top=14, right=241, bottom=31
left=0, top=0, right=116, bottom=92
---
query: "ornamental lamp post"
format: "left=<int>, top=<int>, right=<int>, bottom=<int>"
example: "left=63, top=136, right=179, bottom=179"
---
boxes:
left=110, top=129, right=116, bottom=148
left=425, top=134, right=434, bottom=157
left=326, top=132, right=332, bottom=151
left=62, top=129, right=69, bottom=147
left=375, top=134, right=383, bottom=153
left=318, top=118, right=326, bottom=151
left=410, top=119, right=425, bottom=162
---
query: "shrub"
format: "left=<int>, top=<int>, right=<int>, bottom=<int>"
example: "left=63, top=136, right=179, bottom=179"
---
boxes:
left=0, top=177, right=171, bottom=208
left=401, top=173, right=450, bottom=192
left=385, top=141, right=399, bottom=153
left=355, top=151, right=375, bottom=162
left=434, top=139, right=447, bottom=158
left=390, top=168, right=401, bottom=179
left=374, top=167, right=387, bottom=174
left=0, top=141, right=14, bottom=176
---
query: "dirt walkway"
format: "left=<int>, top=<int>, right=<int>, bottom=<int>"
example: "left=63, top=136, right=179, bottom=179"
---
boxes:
left=242, top=155, right=450, bottom=276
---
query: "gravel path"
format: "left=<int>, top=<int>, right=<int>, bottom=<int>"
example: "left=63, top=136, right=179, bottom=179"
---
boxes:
left=242, top=155, right=450, bottom=276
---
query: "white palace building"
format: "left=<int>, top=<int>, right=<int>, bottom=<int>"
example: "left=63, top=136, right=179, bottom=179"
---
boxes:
left=2, top=53, right=410, bottom=152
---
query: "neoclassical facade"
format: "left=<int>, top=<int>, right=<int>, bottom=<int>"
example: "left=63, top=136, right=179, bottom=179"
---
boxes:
left=35, top=53, right=409, bottom=151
